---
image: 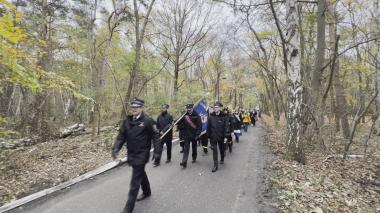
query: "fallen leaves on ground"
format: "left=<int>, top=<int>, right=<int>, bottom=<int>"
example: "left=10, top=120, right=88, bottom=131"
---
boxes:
left=261, top=115, right=380, bottom=213
left=0, top=127, right=127, bottom=206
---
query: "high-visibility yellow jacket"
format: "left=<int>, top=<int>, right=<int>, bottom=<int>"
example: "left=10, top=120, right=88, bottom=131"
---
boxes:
left=242, top=113, right=250, bottom=123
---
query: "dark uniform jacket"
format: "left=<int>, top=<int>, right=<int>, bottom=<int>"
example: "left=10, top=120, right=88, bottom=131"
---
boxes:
left=178, top=111, right=201, bottom=139
left=207, top=112, right=229, bottom=141
left=113, top=113, right=161, bottom=165
left=157, top=111, right=173, bottom=141
left=225, top=113, right=234, bottom=134
left=231, top=114, right=242, bottom=130
left=250, top=111, right=257, bottom=120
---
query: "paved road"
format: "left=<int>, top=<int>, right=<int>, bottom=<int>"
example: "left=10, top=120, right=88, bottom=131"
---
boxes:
left=11, top=124, right=271, bottom=213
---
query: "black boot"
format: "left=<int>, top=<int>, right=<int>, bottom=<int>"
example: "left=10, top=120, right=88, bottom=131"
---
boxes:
left=180, top=162, right=187, bottom=168
left=136, top=193, right=151, bottom=202
left=212, top=166, right=218, bottom=172
left=220, top=159, right=224, bottom=164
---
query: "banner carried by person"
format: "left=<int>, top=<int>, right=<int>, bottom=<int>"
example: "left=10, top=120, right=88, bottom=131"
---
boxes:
left=193, top=98, right=208, bottom=135
left=159, top=97, right=207, bottom=139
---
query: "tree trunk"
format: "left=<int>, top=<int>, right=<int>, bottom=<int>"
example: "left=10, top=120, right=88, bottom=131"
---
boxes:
left=375, top=0, right=380, bottom=135
left=173, top=53, right=180, bottom=106
left=31, top=0, right=51, bottom=139
left=121, top=0, right=156, bottom=121
left=328, top=0, right=350, bottom=139
left=270, top=80, right=280, bottom=121
left=239, top=93, right=243, bottom=109
left=285, top=0, right=305, bottom=164
left=88, top=0, right=98, bottom=141
left=234, top=88, right=237, bottom=108
left=0, top=83, right=14, bottom=117
left=311, top=0, right=327, bottom=128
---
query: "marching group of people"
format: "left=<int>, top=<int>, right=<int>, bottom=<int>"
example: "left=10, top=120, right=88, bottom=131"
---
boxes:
left=111, top=98, right=260, bottom=213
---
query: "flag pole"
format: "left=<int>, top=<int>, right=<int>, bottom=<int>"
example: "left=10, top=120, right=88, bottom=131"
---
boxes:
left=159, top=97, right=205, bottom=140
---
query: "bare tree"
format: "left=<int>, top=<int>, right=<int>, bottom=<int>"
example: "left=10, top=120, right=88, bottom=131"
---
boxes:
left=311, top=0, right=326, bottom=128
left=211, top=41, right=226, bottom=101
left=90, top=3, right=131, bottom=138
left=121, top=0, right=156, bottom=120
left=154, top=0, right=212, bottom=105
left=285, top=0, right=305, bottom=163
left=327, top=1, right=350, bottom=139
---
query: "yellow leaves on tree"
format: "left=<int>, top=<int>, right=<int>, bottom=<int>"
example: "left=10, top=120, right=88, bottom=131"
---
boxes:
left=0, top=0, right=91, bottom=102
left=0, top=0, right=41, bottom=92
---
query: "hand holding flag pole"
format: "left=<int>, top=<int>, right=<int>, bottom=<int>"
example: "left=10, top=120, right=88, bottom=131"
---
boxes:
left=159, top=97, right=206, bottom=140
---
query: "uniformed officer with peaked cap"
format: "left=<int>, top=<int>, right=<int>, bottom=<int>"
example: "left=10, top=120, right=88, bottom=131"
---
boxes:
left=112, top=98, right=161, bottom=213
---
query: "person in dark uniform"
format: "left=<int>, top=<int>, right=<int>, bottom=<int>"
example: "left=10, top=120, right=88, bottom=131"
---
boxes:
left=112, top=98, right=161, bottom=213
left=223, top=107, right=233, bottom=153
left=231, top=110, right=242, bottom=142
left=178, top=103, right=201, bottom=169
left=250, top=109, right=257, bottom=127
left=154, top=104, right=173, bottom=166
left=207, top=101, right=229, bottom=172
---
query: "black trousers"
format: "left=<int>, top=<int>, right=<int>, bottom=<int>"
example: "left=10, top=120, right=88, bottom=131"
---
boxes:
left=251, top=117, right=256, bottom=126
left=210, top=139, right=225, bottom=167
left=225, top=135, right=233, bottom=152
left=234, top=134, right=240, bottom=142
left=182, top=137, right=197, bottom=163
left=200, top=135, right=208, bottom=153
left=123, top=164, right=151, bottom=213
left=156, top=138, right=172, bottom=163
left=179, top=131, right=185, bottom=150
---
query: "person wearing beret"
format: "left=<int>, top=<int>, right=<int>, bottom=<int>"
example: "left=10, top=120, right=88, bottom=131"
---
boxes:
left=154, top=103, right=174, bottom=166
left=112, top=98, right=162, bottom=213
left=207, top=101, right=230, bottom=172
left=178, top=103, right=201, bottom=169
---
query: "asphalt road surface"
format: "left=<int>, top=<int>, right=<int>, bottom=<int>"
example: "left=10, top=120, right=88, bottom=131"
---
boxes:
left=10, top=124, right=272, bottom=213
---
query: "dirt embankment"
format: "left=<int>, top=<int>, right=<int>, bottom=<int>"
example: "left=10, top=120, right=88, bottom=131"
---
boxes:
left=262, top=115, right=380, bottom=213
left=0, top=127, right=127, bottom=206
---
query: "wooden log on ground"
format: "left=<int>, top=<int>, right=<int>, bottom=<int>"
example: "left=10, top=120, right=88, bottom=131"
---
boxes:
left=60, top=124, right=86, bottom=138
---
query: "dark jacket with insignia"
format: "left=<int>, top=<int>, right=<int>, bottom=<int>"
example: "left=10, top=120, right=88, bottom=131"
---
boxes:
left=178, top=111, right=201, bottom=139
left=157, top=111, right=173, bottom=141
left=207, top=112, right=229, bottom=141
left=113, top=113, right=161, bottom=165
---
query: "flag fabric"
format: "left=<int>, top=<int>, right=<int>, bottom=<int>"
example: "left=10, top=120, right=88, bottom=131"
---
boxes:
left=193, top=98, right=208, bottom=135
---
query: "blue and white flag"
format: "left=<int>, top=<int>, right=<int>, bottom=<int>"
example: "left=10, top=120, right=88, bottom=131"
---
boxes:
left=194, top=98, right=208, bottom=135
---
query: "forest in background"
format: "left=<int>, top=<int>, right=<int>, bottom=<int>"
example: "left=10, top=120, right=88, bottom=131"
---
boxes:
left=0, top=0, right=379, bottom=211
